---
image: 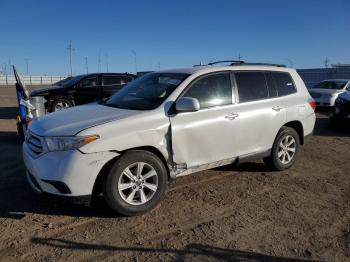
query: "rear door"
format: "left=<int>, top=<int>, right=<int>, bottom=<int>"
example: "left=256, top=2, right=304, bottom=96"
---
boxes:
left=170, top=71, right=240, bottom=168
left=101, top=75, right=124, bottom=98
left=75, top=75, right=100, bottom=105
left=231, top=71, right=286, bottom=156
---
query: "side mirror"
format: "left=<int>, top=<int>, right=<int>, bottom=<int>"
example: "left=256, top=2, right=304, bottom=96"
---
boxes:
left=176, top=97, right=200, bottom=112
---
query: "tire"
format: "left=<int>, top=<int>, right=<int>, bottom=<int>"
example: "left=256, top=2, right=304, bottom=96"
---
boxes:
left=102, top=150, right=168, bottom=216
left=50, top=97, right=74, bottom=112
left=263, top=127, right=300, bottom=171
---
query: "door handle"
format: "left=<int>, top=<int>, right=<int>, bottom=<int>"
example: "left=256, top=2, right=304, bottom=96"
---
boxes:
left=225, top=113, right=239, bottom=120
left=272, top=106, right=283, bottom=112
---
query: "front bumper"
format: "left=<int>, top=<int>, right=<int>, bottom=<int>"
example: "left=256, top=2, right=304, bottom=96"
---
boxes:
left=23, top=142, right=119, bottom=197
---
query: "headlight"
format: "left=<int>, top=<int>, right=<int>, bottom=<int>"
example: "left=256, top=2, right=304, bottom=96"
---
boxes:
left=45, top=135, right=99, bottom=152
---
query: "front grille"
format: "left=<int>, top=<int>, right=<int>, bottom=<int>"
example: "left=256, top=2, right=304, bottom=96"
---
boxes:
left=26, top=132, right=43, bottom=155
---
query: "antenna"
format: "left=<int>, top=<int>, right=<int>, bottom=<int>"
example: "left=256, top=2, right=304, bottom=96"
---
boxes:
left=24, top=58, right=30, bottom=75
left=66, top=41, right=75, bottom=76
left=85, top=57, right=89, bottom=74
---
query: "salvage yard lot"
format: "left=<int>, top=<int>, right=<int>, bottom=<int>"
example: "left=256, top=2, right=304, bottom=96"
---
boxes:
left=0, top=86, right=349, bottom=261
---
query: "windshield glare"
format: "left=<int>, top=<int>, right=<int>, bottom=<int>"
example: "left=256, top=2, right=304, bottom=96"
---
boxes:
left=105, top=73, right=189, bottom=110
left=312, top=81, right=347, bottom=90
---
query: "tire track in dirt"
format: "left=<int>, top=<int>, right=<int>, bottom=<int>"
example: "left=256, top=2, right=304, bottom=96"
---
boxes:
left=70, top=186, right=273, bottom=262
left=0, top=170, right=252, bottom=259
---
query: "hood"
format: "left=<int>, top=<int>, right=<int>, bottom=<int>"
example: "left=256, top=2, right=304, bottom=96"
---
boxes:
left=30, top=85, right=68, bottom=97
left=29, top=103, right=142, bottom=136
left=308, top=88, right=343, bottom=96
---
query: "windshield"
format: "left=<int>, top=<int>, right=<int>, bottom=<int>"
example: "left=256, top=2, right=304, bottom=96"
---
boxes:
left=59, top=75, right=85, bottom=87
left=54, top=76, right=73, bottom=86
left=312, top=81, right=347, bottom=90
left=105, top=73, right=189, bottom=110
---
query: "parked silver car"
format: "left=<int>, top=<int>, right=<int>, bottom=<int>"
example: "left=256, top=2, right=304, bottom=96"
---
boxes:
left=308, top=79, right=350, bottom=107
left=23, top=63, right=316, bottom=216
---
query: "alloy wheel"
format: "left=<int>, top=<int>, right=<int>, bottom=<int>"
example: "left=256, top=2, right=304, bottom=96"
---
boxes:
left=117, top=162, right=158, bottom=205
left=278, top=135, right=296, bottom=164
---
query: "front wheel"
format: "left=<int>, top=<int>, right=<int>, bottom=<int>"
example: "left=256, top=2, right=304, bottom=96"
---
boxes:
left=103, top=151, right=168, bottom=216
left=50, top=98, right=74, bottom=112
left=264, top=127, right=300, bottom=171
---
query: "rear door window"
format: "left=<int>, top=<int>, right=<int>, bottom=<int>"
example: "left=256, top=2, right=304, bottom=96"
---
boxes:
left=235, top=72, right=268, bottom=103
left=272, top=72, right=296, bottom=96
left=103, top=75, right=122, bottom=86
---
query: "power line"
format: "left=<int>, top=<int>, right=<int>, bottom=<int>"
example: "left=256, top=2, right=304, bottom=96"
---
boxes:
left=66, top=41, right=75, bottom=76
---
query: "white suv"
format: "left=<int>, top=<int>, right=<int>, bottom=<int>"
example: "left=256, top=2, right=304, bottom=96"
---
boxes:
left=23, top=63, right=316, bottom=216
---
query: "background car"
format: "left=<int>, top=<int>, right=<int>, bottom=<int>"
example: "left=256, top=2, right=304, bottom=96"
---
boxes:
left=30, top=73, right=136, bottom=112
left=308, top=79, right=350, bottom=107
left=330, top=90, right=350, bottom=128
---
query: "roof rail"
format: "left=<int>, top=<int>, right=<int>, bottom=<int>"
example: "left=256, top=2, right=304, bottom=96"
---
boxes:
left=207, top=60, right=245, bottom=66
left=231, top=62, right=286, bottom=67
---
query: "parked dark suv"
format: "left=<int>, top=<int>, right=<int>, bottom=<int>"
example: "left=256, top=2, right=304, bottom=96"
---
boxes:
left=30, top=73, right=135, bottom=112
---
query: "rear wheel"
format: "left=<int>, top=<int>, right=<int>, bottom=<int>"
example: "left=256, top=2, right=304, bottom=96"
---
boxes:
left=103, top=151, right=168, bottom=216
left=264, top=127, right=300, bottom=171
left=50, top=98, right=73, bottom=112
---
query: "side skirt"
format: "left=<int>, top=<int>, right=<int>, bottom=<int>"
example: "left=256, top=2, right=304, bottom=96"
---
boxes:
left=170, top=149, right=271, bottom=179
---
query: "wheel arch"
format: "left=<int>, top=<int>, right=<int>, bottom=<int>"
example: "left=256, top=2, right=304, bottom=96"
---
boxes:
left=282, top=120, right=304, bottom=145
left=91, top=146, right=171, bottom=201
left=48, top=95, right=75, bottom=112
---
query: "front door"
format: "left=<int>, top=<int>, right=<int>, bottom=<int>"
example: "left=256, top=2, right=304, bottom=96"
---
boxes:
left=170, top=72, right=240, bottom=168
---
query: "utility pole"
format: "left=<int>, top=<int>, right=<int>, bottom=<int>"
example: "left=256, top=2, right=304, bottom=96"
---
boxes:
left=324, top=57, right=329, bottom=68
left=85, top=57, right=89, bottom=74
left=131, top=50, right=137, bottom=74
left=66, top=41, right=75, bottom=76
left=24, top=58, right=30, bottom=75
left=157, top=61, right=160, bottom=70
left=98, top=49, right=102, bottom=72
left=105, top=53, right=109, bottom=72
left=238, top=53, right=242, bottom=61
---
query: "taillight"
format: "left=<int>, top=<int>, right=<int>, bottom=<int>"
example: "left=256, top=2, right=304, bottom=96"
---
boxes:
left=308, top=98, right=316, bottom=111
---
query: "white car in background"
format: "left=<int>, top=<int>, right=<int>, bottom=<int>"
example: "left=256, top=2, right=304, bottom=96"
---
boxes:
left=308, top=79, right=350, bottom=107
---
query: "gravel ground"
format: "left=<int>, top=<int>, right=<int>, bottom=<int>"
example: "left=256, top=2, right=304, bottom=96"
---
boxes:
left=0, top=86, right=349, bottom=261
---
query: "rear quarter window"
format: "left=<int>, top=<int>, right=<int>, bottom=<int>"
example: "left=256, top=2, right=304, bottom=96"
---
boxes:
left=272, top=72, right=296, bottom=96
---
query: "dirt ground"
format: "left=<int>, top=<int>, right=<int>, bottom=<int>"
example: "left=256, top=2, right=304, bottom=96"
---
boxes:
left=0, top=86, right=349, bottom=262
